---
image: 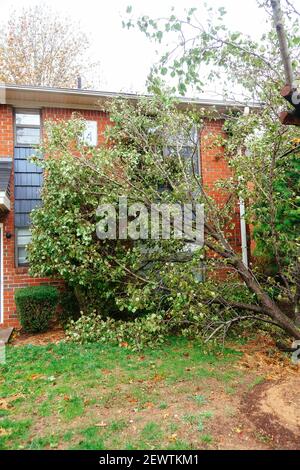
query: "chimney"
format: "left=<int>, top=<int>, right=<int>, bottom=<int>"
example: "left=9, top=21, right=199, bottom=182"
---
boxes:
left=77, top=76, right=82, bottom=89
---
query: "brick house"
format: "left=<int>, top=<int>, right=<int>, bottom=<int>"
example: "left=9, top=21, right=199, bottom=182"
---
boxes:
left=0, top=83, right=248, bottom=328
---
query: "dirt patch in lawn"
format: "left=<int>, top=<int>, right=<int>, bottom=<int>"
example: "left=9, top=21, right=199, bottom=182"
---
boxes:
left=27, top=372, right=272, bottom=450
left=11, top=325, right=65, bottom=346
left=242, top=377, right=300, bottom=449
left=235, top=334, right=300, bottom=449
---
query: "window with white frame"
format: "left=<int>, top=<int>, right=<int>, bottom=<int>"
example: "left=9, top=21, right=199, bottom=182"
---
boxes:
left=15, top=110, right=41, bottom=146
left=16, top=228, right=32, bottom=266
left=163, top=127, right=199, bottom=174
left=82, top=120, right=98, bottom=146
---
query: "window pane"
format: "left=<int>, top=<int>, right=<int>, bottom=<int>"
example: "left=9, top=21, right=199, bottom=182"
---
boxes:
left=17, top=228, right=31, bottom=265
left=16, top=127, right=40, bottom=145
left=82, top=121, right=97, bottom=146
left=17, top=247, right=27, bottom=265
left=180, top=146, right=195, bottom=158
left=17, top=228, right=32, bottom=244
left=17, top=234, right=32, bottom=245
left=15, top=113, right=40, bottom=126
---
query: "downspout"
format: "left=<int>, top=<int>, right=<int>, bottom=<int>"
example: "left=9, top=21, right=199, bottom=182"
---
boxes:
left=239, top=197, right=248, bottom=268
left=239, top=106, right=250, bottom=268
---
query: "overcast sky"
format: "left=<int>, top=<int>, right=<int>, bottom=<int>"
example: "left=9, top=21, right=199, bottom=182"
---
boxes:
left=1, top=0, right=299, bottom=97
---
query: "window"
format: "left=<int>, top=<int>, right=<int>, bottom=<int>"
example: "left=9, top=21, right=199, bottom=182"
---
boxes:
left=82, top=120, right=98, bottom=146
left=164, top=127, right=199, bottom=174
left=15, top=110, right=41, bottom=146
left=16, top=228, right=32, bottom=266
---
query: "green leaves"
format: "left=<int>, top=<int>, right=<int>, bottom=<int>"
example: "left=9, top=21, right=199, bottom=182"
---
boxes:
left=178, top=82, right=187, bottom=95
left=28, top=75, right=300, bottom=343
left=130, top=1, right=300, bottom=100
left=15, top=286, right=59, bottom=333
left=65, top=311, right=168, bottom=351
left=28, top=92, right=222, bottom=344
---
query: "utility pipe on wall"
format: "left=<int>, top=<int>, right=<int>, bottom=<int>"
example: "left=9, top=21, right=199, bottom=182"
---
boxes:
left=239, top=106, right=250, bottom=268
left=239, top=197, right=248, bottom=268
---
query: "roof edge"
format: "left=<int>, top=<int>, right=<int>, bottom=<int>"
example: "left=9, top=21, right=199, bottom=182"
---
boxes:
left=0, top=83, right=262, bottom=111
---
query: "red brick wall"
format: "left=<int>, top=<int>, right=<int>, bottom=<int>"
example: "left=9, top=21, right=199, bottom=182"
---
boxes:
left=200, top=119, right=242, bottom=277
left=0, top=105, right=110, bottom=327
left=201, top=120, right=229, bottom=201
left=0, top=105, right=13, bottom=156
left=42, top=108, right=109, bottom=144
left=0, top=106, right=241, bottom=327
left=0, top=104, right=16, bottom=326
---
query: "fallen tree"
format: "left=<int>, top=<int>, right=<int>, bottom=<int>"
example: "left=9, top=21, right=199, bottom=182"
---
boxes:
left=28, top=85, right=300, bottom=342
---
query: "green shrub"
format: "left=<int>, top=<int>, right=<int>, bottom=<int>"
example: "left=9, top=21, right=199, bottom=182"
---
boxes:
left=59, top=288, right=81, bottom=327
left=15, top=285, right=59, bottom=333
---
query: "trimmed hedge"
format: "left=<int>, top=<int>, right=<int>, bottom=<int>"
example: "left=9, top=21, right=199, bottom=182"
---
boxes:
left=15, top=285, right=59, bottom=333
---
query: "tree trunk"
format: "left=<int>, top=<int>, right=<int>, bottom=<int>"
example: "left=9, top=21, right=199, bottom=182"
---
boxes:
left=233, top=257, right=300, bottom=339
left=74, top=286, right=86, bottom=313
left=270, top=0, right=294, bottom=86
left=204, top=225, right=300, bottom=339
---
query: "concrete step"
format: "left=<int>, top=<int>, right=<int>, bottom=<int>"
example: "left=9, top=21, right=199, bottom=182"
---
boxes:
left=0, top=327, right=14, bottom=344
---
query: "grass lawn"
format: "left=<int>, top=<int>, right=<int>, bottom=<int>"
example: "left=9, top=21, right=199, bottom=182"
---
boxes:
left=0, top=337, right=270, bottom=450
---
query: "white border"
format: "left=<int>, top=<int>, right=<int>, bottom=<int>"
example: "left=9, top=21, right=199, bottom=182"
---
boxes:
left=0, top=192, right=10, bottom=211
left=0, top=223, right=3, bottom=324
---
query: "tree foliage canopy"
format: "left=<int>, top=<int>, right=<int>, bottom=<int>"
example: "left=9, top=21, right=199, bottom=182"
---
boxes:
left=28, top=0, right=300, bottom=342
left=28, top=84, right=300, bottom=341
left=0, top=5, right=94, bottom=88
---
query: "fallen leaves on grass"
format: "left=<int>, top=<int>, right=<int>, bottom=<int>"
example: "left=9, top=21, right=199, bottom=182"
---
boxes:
left=151, top=374, right=164, bottom=383
left=144, top=402, right=154, bottom=409
left=12, top=327, right=65, bottom=346
left=0, top=428, right=9, bottom=436
left=234, top=427, right=243, bottom=434
left=28, top=373, right=44, bottom=381
left=168, top=433, right=177, bottom=442
left=0, top=394, right=24, bottom=409
left=126, top=396, right=138, bottom=404
left=234, top=334, right=300, bottom=380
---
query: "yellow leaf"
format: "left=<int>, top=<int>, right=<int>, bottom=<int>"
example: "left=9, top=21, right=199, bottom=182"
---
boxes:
left=0, top=428, right=9, bottom=436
